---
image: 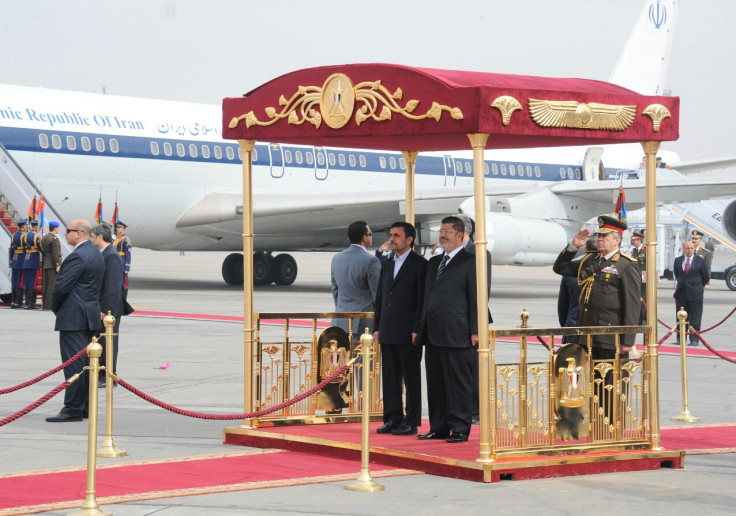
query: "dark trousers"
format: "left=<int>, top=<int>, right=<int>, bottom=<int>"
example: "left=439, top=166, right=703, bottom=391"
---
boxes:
left=42, top=269, right=58, bottom=309
left=674, top=294, right=704, bottom=342
left=98, top=317, right=121, bottom=381
left=380, top=343, right=422, bottom=427
left=425, top=343, right=474, bottom=436
left=59, top=330, right=94, bottom=417
left=21, top=268, right=38, bottom=289
left=11, top=268, right=22, bottom=287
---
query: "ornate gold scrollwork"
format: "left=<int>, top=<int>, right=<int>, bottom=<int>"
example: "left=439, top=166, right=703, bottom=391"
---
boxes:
left=228, top=73, right=464, bottom=131
left=642, top=103, right=671, bottom=132
left=528, top=98, right=636, bottom=131
left=490, top=95, right=522, bottom=126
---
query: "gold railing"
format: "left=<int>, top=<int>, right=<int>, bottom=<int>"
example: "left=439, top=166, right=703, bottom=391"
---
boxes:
left=483, top=314, right=655, bottom=459
left=250, top=312, right=382, bottom=426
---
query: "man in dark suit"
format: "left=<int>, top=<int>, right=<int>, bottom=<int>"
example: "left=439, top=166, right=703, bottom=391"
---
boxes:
left=91, top=224, right=134, bottom=386
left=674, top=241, right=710, bottom=346
left=417, top=216, right=480, bottom=443
left=373, top=222, right=427, bottom=436
left=46, top=220, right=105, bottom=422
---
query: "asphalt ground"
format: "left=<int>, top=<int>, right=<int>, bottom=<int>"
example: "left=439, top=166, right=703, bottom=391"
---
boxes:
left=1, top=249, right=735, bottom=515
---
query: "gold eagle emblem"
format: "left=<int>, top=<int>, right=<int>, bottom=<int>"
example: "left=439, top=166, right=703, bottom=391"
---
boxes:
left=528, top=99, right=636, bottom=131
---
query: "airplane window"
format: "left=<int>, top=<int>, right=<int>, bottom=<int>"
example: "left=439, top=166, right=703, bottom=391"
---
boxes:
left=389, top=156, right=397, bottom=169
left=535, top=166, right=541, bottom=178
left=501, top=164, right=507, bottom=176
left=465, top=162, right=471, bottom=174
left=150, top=141, right=160, bottom=155
left=338, top=154, right=345, bottom=167
left=214, top=146, right=222, bottom=159
left=484, top=163, right=489, bottom=176
left=492, top=163, right=498, bottom=175
left=349, top=154, right=356, bottom=167
left=399, top=158, right=405, bottom=170
left=455, top=161, right=462, bottom=174
left=252, top=148, right=258, bottom=161
left=237, top=148, right=242, bottom=160
left=559, top=167, right=565, bottom=179
left=306, top=152, right=314, bottom=165
left=38, top=134, right=49, bottom=149
left=81, top=137, right=91, bottom=152
left=201, top=145, right=210, bottom=159
left=328, top=153, right=336, bottom=166
left=510, top=164, right=516, bottom=176
left=189, top=144, right=198, bottom=158
left=526, top=165, right=532, bottom=177
left=110, top=139, right=119, bottom=153
left=95, top=138, right=105, bottom=152
left=284, top=150, right=293, bottom=163
left=359, top=155, right=366, bottom=168
left=317, top=152, right=324, bottom=166
left=576, top=168, right=581, bottom=179
left=175, top=143, right=185, bottom=157
left=66, top=135, right=77, bottom=151
left=164, top=142, right=173, bottom=156
left=567, top=167, right=574, bottom=179
left=226, top=147, right=235, bottom=160
left=379, top=156, right=386, bottom=169
left=51, top=134, right=62, bottom=150
left=295, top=151, right=303, bottom=164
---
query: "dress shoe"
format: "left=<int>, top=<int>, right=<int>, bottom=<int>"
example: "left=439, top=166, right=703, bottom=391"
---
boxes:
left=45, top=412, right=83, bottom=423
left=376, top=421, right=396, bottom=434
left=391, top=424, right=417, bottom=436
left=688, top=340, right=699, bottom=347
left=98, top=380, right=106, bottom=388
left=417, top=430, right=450, bottom=440
left=446, top=433, right=469, bottom=443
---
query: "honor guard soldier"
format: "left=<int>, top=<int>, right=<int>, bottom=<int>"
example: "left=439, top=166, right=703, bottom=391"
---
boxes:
left=40, top=221, right=62, bottom=310
left=114, top=221, right=132, bottom=298
left=690, top=230, right=713, bottom=270
left=22, top=219, right=42, bottom=309
left=630, top=229, right=647, bottom=324
left=9, top=219, right=28, bottom=308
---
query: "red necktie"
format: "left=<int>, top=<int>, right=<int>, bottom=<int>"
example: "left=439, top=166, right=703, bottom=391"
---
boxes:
left=684, top=258, right=691, bottom=274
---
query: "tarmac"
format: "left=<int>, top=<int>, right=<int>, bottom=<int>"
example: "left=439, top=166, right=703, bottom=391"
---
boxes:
left=1, top=249, right=735, bottom=515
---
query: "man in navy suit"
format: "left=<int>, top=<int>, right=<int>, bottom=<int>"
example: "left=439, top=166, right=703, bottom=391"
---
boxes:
left=417, top=216, right=482, bottom=443
left=46, top=220, right=105, bottom=422
left=673, top=241, right=710, bottom=346
left=373, top=222, right=427, bottom=436
left=91, top=224, right=134, bottom=386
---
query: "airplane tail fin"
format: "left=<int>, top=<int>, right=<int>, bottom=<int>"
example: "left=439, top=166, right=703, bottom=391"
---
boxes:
left=608, top=0, right=679, bottom=95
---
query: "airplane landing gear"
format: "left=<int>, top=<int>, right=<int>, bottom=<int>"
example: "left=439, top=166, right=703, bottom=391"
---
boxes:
left=220, top=252, right=298, bottom=286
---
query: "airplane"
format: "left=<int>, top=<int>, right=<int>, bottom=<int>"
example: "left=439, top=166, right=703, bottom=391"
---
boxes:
left=2, top=0, right=736, bottom=296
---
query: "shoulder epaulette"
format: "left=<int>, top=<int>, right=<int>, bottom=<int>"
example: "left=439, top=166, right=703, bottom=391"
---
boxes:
left=618, top=252, right=636, bottom=262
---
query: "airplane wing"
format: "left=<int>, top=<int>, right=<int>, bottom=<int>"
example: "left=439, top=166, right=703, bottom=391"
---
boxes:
left=668, top=157, right=736, bottom=175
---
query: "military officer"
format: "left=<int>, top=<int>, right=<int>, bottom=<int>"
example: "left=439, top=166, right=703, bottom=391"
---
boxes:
left=9, top=219, right=28, bottom=308
left=114, top=221, right=132, bottom=298
left=553, top=216, right=642, bottom=360
left=630, top=229, right=647, bottom=324
left=691, top=230, right=713, bottom=271
left=40, top=221, right=62, bottom=310
left=22, top=219, right=42, bottom=309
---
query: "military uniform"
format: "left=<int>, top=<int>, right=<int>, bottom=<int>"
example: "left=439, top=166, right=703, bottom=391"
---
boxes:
left=631, top=229, right=647, bottom=325
left=691, top=230, right=713, bottom=271
left=114, top=221, right=131, bottom=299
left=40, top=222, right=62, bottom=310
left=22, top=222, right=42, bottom=309
left=9, top=220, right=28, bottom=308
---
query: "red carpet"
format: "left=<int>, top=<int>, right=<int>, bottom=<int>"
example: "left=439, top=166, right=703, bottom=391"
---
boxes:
left=661, top=423, right=736, bottom=453
left=0, top=449, right=418, bottom=516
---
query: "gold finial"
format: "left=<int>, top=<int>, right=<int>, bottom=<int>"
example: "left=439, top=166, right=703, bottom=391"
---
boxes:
left=677, top=306, right=688, bottom=322
left=87, top=336, right=103, bottom=358
left=103, top=310, right=116, bottom=329
left=520, top=308, right=530, bottom=328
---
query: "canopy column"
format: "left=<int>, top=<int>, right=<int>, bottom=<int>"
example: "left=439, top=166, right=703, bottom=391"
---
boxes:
left=401, top=151, right=418, bottom=226
left=641, top=140, right=661, bottom=449
left=468, top=133, right=493, bottom=463
left=239, top=139, right=256, bottom=428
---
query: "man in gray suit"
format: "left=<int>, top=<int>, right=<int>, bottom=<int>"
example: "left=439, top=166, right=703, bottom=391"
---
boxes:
left=331, top=220, right=381, bottom=337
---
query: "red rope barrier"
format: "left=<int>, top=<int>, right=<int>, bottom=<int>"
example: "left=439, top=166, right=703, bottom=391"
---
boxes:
left=699, top=305, right=736, bottom=333
left=0, top=348, right=87, bottom=396
left=0, top=382, right=70, bottom=427
left=692, top=329, right=736, bottom=365
left=115, top=364, right=352, bottom=420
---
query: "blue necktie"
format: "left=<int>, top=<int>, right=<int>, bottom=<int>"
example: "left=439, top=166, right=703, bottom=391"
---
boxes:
left=434, top=254, right=449, bottom=285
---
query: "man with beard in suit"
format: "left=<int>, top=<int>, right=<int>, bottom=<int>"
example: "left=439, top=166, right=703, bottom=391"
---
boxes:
left=373, top=222, right=427, bottom=436
left=417, top=216, right=480, bottom=443
left=674, top=241, right=710, bottom=346
left=46, top=220, right=105, bottom=422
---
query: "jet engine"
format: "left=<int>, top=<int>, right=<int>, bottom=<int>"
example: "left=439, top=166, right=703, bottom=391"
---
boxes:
left=722, top=199, right=736, bottom=242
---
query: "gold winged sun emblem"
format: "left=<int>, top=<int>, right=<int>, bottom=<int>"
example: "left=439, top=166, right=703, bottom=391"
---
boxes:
left=528, top=98, right=636, bottom=131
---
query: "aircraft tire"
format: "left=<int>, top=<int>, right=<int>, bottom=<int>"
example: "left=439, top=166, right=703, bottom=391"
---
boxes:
left=725, top=267, right=736, bottom=291
left=0, top=293, right=11, bottom=303
left=253, top=253, right=273, bottom=286
left=272, top=254, right=298, bottom=286
left=222, top=253, right=244, bottom=286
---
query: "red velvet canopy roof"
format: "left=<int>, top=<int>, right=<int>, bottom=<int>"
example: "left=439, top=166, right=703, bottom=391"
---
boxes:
left=222, top=63, right=679, bottom=151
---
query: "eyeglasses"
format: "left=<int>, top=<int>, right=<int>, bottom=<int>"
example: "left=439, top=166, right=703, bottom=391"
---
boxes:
left=438, top=229, right=458, bottom=235
left=66, top=228, right=83, bottom=234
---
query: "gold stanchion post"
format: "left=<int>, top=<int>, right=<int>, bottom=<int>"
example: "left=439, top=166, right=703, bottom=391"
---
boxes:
left=98, top=312, right=127, bottom=458
left=345, top=329, right=385, bottom=493
left=69, top=338, right=111, bottom=516
left=671, top=307, right=699, bottom=423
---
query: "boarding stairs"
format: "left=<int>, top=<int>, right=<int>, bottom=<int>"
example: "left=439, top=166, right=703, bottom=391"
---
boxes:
left=0, top=143, right=71, bottom=299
